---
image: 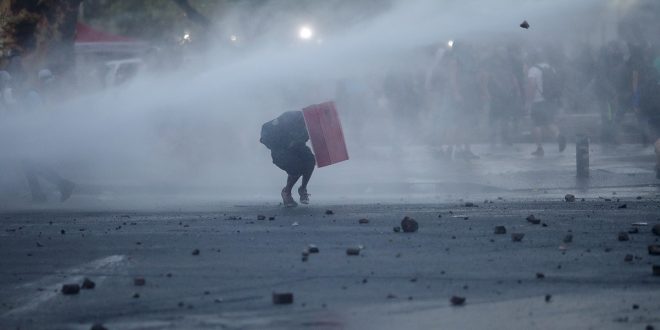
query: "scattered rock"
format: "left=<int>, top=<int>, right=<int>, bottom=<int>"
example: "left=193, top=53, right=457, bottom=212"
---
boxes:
left=494, top=226, right=506, bottom=235
left=393, top=226, right=401, bottom=233
left=61, top=284, right=80, bottom=295
left=401, top=217, right=419, bottom=233
left=257, top=215, right=266, bottom=221
left=450, top=296, right=466, bottom=306
left=60, top=229, right=65, bottom=235
left=646, top=325, right=655, bottom=330
left=308, top=244, right=319, bottom=253
left=526, top=215, right=540, bottom=224
left=624, top=254, right=634, bottom=262
left=544, top=294, right=552, bottom=302
left=653, top=224, right=660, bottom=236
left=564, top=194, right=575, bottom=202
left=358, top=218, right=370, bottom=224
left=81, top=278, right=95, bottom=290
left=618, top=232, right=630, bottom=242
left=325, top=210, right=334, bottom=215
left=36, top=242, right=43, bottom=248
left=346, top=247, right=361, bottom=256
left=628, top=227, right=639, bottom=234
left=633, top=304, right=639, bottom=310
left=511, top=233, right=525, bottom=242
left=132, top=293, right=140, bottom=299
left=653, top=265, right=660, bottom=276
left=269, top=216, right=276, bottom=221
left=192, top=249, right=200, bottom=256
left=520, top=20, right=530, bottom=29
left=464, top=202, right=476, bottom=207
left=90, top=323, right=108, bottom=330
left=386, top=293, right=397, bottom=299
left=648, top=245, right=660, bottom=255
left=563, top=234, right=573, bottom=244
left=272, top=292, right=294, bottom=305
left=536, top=272, right=545, bottom=279
left=134, top=277, right=146, bottom=286
left=618, top=204, right=627, bottom=209
left=291, top=222, right=299, bottom=227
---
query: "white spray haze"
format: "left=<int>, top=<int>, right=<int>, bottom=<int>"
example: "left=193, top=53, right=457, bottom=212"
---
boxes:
left=0, top=0, right=607, bottom=207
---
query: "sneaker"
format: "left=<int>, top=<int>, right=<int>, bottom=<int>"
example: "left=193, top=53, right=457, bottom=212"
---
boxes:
left=298, top=187, right=310, bottom=205
left=281, top=189, right=297, bottom=208
left=531, top=147, right=544, bottom=157
left=59, top=180, right=75, bottom=202
left=558, top=135, right=567, bottom=152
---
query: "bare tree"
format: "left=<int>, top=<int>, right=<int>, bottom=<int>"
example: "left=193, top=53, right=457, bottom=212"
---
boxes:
left=171, top=0, right=210, bottom=30
left=0, top=0, right=82, bottom=78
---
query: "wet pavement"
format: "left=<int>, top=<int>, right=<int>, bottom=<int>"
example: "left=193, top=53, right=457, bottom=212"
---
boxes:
left=1, top=197, right=660, bottom=329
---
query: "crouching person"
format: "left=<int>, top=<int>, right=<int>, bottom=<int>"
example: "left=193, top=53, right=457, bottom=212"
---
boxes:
left=261, top=111, right=315, bottom=207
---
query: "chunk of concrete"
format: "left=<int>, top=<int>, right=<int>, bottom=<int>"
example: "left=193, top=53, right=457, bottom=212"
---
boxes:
left=61, top=284, right=80, bottom=295
left=450, top=295, right=466, bottom=306
left=272, top=292, right=294, bottom=305
left=401, top=217, right=419, bottom=233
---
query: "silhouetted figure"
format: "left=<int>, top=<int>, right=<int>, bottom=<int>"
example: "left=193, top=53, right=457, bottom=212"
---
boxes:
left=260, top=111, right=315, bottom=207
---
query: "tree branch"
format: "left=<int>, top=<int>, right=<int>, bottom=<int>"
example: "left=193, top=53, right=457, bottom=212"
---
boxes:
left=171, top=0, right=210, bottom=30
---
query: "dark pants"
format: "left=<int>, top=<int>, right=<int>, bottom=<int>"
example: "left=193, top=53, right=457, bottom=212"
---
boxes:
left=531, top=101, right=558, bottom=127
left=271, top=145, right=316, bottom=176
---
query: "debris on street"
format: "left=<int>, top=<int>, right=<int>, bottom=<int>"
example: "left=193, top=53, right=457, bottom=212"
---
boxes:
left=450, top=295, right=466, bottom=306
left=61, top=284, right=80, bottom=295
left=526, top=215, right=541, bottom=224
left=82, top=278, right=96, bottom=289
left=401, top=216, right=419, bottom=233
left=272, top=292, right=294, bottom=305
left=512, top=233, right=525, bottom=242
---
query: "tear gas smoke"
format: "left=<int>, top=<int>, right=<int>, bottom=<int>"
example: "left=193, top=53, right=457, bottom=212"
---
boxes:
left=0, top=0, right=611, bottom=207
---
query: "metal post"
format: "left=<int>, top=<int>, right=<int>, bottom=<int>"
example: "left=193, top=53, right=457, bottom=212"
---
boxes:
left=576, top=135, right=589, bottom=178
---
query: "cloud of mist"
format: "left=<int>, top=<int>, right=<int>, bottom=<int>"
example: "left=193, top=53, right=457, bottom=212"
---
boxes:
left=0, top=0, right=609, bottom=205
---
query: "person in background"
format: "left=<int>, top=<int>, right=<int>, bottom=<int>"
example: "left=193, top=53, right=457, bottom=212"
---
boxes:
left=485, top=48, right=523, bottom=146
left=446, top=41, right=487, bottom=160
left=0, top=71, right=18, bottom=113
left=21, top=68, right=76, bottom=202
left=260, top=111, right=315, bottom=207
left=525, top=51, right=567, bottom=157
left=637, top=45, right=660, bottom=179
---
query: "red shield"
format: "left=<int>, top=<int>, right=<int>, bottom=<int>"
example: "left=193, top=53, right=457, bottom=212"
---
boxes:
left=302, top=101, right=349, bottom=168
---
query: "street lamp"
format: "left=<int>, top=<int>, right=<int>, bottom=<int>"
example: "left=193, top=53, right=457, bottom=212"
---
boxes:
left=298, top=25, right=314, bottom=40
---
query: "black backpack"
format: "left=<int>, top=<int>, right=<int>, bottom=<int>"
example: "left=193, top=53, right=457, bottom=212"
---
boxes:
left=260, top=111, right=308, bottom=150
left=536, top=65, right=562, bottom=102
left=260, top=118, right=287, bottom=150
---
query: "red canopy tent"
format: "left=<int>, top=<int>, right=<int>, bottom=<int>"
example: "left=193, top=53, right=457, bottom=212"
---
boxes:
left=76, top=22, right=136, bottom=43
left=75, top=23, right=149, bottom=55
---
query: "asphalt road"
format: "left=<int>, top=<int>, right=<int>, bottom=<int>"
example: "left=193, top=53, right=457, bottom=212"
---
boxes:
left=2, top=196, right=660, bottom=330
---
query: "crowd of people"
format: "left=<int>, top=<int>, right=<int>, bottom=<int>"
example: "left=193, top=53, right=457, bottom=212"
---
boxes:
left=335, top=38, right=660, bottom=177
left=1, top=59, right=77, bottom=203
